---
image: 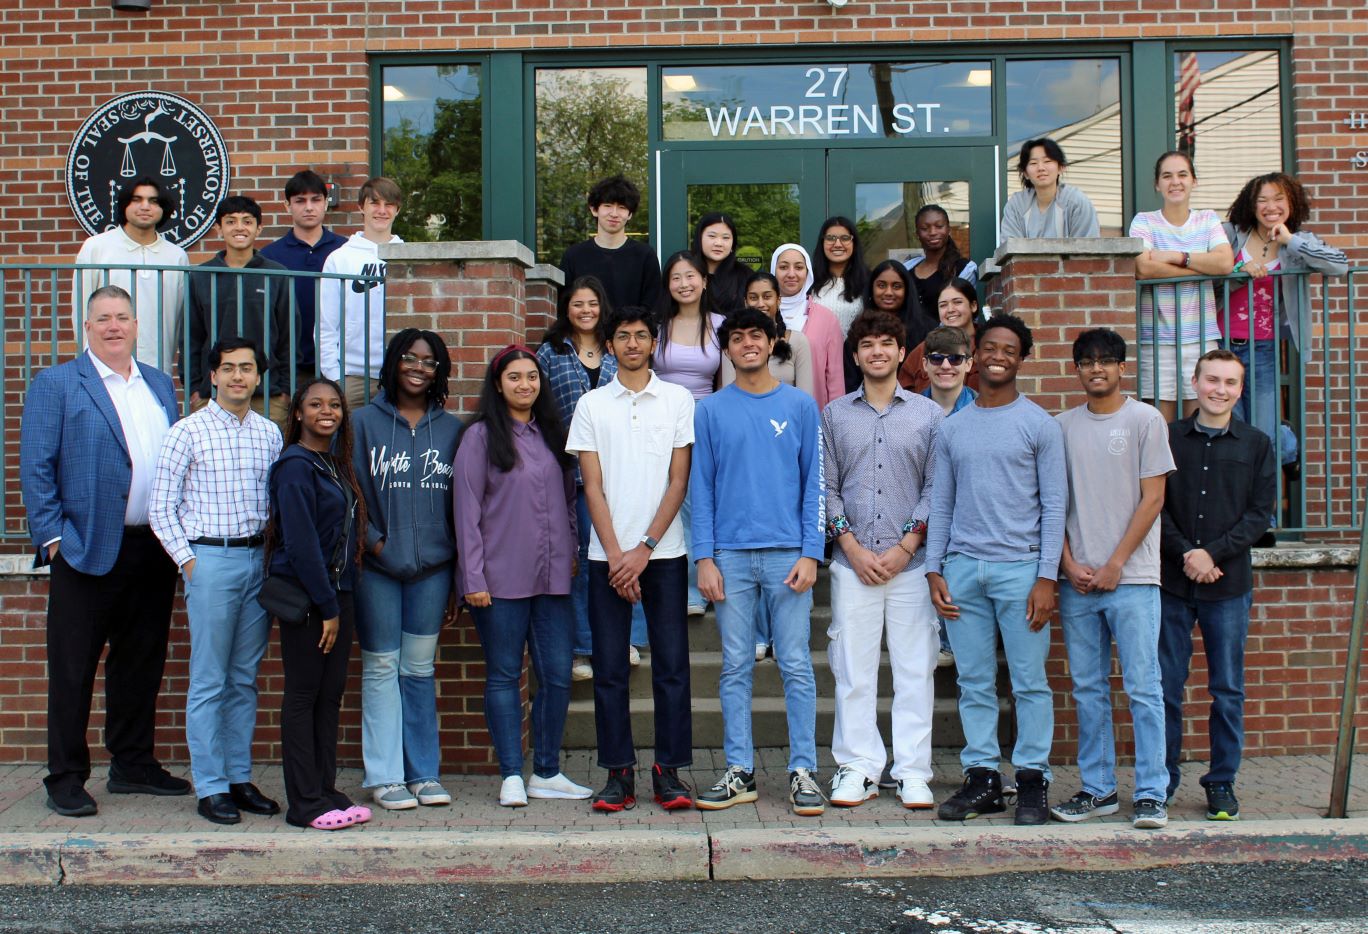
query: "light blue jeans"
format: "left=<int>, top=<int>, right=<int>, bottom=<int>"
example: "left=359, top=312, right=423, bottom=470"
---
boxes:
left=941, top=554, right=1053, bottom=779
left=1230, top=338, right=1277, bottom=446
left=712, top=548, right=817, bottom=772
left=574, top=487, right=647, bottom=654
left=1058, top=583, right=1168, bottom=803
left=354, top=564, right=450, bottom=787
left=184, top=544, right=271, bottom=797
left=681, top=491, right=704, bottom=611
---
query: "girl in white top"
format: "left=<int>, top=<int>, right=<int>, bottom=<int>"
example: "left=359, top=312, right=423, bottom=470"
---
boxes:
left=718, top=271, right=815, bottom=397
left=810, top=216, right=869, bottom=336
left=1131, top=150, right=1235, bottom=420
left=999, top=138, right=1100, bottom=241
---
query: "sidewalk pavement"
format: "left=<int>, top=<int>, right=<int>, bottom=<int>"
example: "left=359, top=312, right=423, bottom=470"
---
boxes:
left=2, top=749, right=1365, bottom=885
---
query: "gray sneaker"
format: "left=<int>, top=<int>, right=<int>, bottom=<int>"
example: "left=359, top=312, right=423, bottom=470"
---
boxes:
left=1050, top=789, right=1120, bottom=823
left=372, top=782, right=418, bottom=810
left=1133, top=798, right=1169, bottom=829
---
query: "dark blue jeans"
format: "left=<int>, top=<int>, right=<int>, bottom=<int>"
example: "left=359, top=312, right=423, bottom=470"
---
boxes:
left=575, top=488, right=648, bottom=654
left=1157, top=590, right=1253, bottom=796
left=588, top=557, right=691, bottom=770
left=471, top=595, right=573, bottom=780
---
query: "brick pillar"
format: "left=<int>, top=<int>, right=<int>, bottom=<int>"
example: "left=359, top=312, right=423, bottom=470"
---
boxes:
left=524, top=264, right=565, bottom=345
left=381, top=240, right=537, bottom=774
left=381, top=240, right=536, bottom=415
left=990, top=237, right=1144, bottom=415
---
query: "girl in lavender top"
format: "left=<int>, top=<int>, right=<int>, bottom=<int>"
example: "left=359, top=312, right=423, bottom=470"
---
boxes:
left=653, top=250, right=725, bottom=615
left=453, top=346, right=590, bottom=808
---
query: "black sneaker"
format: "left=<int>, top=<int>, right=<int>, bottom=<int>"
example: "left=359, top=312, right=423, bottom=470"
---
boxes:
left=107, top=764, right=191, bottom=796
left=789, top=768, right=825, bottom=816
left=937, top=767, right=1004, bottom=821
left=46, top=784, right=97, bottom=817
left=1133, top=798, right=1169, bottom=829
left=1204, top=781, right=1240, bottom=821
left=591, top=767, right=636, bottom=813
left=652, top=764, right=693, bottom=811
left=1049, top=789, right=1119, bottom=823
left=695, top=765, right=757, bottom=810
left=1014, top=769, right=1050, bottom=826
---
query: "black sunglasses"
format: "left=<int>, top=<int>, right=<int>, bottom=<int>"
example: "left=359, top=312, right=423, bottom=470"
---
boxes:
left=927, top=352, right=968, bottom=367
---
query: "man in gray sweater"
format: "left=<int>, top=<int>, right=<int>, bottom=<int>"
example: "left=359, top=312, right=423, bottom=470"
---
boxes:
left=925, top=313, right=1067, bottom=825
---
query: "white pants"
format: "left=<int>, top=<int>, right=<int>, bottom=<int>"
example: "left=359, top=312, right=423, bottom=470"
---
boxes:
left=827, top=562, right=939, bottom=783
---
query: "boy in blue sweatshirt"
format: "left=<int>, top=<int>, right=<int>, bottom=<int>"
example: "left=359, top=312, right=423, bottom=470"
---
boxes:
left=691, top=308, right=826, bottom=817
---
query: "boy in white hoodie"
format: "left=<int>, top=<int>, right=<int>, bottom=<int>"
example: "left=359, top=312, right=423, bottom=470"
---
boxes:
left=320, top=177, right=403, bottom=408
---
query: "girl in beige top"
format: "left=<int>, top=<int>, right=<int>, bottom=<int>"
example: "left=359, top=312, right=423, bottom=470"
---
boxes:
left=719, top=270, right=814, bottom=398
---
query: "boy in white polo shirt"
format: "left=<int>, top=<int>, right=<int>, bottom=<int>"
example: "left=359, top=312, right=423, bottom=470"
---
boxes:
left=566, top=306, right=695, bottom=813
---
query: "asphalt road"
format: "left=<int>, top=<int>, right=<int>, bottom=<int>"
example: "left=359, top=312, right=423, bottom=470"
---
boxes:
left=1, top=859, right=1364, bottom=933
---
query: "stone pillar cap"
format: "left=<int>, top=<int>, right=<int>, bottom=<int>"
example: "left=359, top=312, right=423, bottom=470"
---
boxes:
left=379, top=240, right=536, bottom=267
left=992, top=237, right=1145, bottom=266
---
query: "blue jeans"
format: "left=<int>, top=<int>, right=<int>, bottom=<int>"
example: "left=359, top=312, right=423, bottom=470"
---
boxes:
left=712, top=548, right=816, bottom=772
left=1157, top=590, right=1252, bottom=796
left=941, top=554, right=1053, bottom=779
left=1230, top=338, right=1277, bottom=445
left=184, top=544, right=271, bottom=797
left=574, top=488, right=646, bottom=654
left=589, top=557, right=691, bottom=769
left=681, top=491, right=704, bottom=611
left=354, top=564, right=450, bottom=787
left=471, top=594, right=574, bottom=779
left=1058, top=584, right=1168, bottom=802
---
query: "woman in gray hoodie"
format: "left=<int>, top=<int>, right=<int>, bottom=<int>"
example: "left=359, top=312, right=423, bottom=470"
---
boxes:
left=999, top=138, right=1100, bottom=242
left=351, top=329, right=463, bottom=811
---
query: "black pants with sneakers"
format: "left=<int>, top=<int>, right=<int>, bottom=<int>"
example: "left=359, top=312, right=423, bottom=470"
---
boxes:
left=45, top=527, right=178, bottom=794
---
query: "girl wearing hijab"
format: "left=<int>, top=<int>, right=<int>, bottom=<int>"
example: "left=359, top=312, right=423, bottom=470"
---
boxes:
left=770, top=243, right=845, bottom=409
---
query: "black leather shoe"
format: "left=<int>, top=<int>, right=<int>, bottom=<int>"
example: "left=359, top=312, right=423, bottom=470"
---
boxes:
left=46, top=784, right=98, bottom=817
left=197, top=793, right=241, bottom=825
left=229, top=782, right=280, bottom=816
left=107, top=765, right=192, bottom=796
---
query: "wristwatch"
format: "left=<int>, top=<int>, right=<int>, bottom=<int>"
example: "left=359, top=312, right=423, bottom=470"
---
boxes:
left=641, top=535, right=658, bottom=551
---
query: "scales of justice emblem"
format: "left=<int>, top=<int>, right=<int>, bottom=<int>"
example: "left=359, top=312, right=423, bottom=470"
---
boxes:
left=65, top=91, right=231, bottom=250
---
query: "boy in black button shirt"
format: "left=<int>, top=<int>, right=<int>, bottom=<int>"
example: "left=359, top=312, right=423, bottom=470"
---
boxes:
left=1157, top=348, right=1275, bottom=822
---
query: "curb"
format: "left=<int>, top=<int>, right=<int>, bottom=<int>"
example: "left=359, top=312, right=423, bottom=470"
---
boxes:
left=3, top=830, right=710, bottom=886
left=709, top=818, right=1368, bottom=880
left=5, top=819, right=1367, bottom=885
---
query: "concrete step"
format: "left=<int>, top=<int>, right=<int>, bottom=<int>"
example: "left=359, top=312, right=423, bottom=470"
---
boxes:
left=560, top=695, right=1013, bottom=751
left=567, top=650, right=981, bottom=703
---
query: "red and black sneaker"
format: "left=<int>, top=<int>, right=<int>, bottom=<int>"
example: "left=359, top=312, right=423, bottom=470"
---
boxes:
left=652, top=764, right=694, bottom=811
left=591, top=767, right=636, bottom=813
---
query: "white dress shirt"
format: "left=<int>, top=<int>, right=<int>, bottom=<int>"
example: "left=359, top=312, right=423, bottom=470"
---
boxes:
left=89, top=351, right=171, bottom=526
left=73, top=228, right=189, bottom=370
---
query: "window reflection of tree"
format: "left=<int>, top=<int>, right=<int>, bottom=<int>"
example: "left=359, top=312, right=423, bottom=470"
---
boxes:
left=383, top=66, right=482, bottom=243
left=535, top=70, right=649, bottom=266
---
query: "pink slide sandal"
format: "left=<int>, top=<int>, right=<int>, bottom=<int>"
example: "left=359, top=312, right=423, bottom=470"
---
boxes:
left=309, top=808, right=356, bottom=830
left=343, top=805, right=372, bottom=825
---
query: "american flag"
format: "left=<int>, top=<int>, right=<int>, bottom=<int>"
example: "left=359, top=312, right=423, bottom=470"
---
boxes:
left=1178, top=52, right=1201, bottom=156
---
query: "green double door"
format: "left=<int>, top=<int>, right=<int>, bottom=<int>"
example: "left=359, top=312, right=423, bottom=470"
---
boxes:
left=657, top=146, right=998, bottom=274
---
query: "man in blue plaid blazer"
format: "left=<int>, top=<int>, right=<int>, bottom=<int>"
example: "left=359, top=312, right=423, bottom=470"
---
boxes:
left=20, top=285, right=189, bottom=817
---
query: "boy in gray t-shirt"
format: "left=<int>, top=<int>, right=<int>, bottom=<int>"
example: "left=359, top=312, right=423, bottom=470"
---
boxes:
left=1053, top=328, right=1175, bottom=830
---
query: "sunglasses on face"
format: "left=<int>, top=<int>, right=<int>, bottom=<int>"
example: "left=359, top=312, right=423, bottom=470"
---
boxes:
left=927, top=353, right=968, bottom=367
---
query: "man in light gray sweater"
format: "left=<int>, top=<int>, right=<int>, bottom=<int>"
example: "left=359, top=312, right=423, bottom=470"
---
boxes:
left=925, top=313, right=1067, bottom=826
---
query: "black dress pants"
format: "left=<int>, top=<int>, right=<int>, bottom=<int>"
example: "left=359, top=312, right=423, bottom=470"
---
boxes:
left=279, top=592, right=355, bottom=827
left=45, top=527, right=178, bottom=793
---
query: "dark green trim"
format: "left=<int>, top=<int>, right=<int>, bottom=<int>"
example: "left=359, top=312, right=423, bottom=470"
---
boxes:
left=486, top=53, right=522, bottom=241
left=1131, top=41, right=1171, bottom=216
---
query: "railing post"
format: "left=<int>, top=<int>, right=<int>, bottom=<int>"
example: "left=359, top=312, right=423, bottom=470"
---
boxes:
left=1327, top=488, right=1368, bottom=818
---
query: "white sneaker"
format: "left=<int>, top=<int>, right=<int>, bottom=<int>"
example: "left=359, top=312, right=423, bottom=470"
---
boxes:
left=628, top=645, right=641, bottom=667
left=372, top=782, right=419, bottom=810
left=571, top=656, right=593, bottom=681
left=829, top=766, right=878, bottom=807
left=937, top=649, right=955, bottom=668
left=686, top=604, right=706, bottom=617
left=897, top=778, right=935, bottom=810
left=754, top=643, right=769, bottom=662
left=527, top=772, right=593, bottom=800
left=408, top=780, right=452, bottom=806
left=499, top=775, right=528, bottom=807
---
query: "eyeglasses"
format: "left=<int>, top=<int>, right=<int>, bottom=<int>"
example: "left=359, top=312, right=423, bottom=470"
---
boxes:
left=1076, top=356, right=1121, bottom=369
left=926, top=353, right=968, bottom=367
left=823, top=234, right=853, bottom=244
left=400, top=353, right=438, bottom=372
left=215, top=362, right=258, bottom=375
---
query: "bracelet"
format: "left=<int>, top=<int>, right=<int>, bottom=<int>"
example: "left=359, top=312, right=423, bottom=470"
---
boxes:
left=901, top=519, right=927, bottom=536
left=1182, top=251, right=1192, bottom=268
left=897, top=540, right=915, bottom=557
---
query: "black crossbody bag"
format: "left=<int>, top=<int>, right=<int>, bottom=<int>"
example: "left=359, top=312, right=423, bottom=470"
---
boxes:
left=258, top=466, right=355, bottom=624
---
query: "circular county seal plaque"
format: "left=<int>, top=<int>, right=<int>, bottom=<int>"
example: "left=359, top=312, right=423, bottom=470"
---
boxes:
left=65, top=91, right=231, bottom=249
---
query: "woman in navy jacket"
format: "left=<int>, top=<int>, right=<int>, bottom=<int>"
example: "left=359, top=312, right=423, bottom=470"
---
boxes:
left=266, top=377, right=368, bottom=830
